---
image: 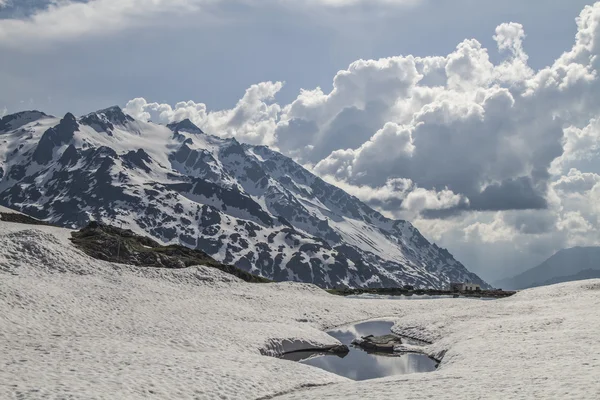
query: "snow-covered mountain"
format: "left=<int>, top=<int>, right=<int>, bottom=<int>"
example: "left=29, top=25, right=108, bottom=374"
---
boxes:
left=496, top=247, right=600, bottom=290
left=0, top=107, right=489, bottom=289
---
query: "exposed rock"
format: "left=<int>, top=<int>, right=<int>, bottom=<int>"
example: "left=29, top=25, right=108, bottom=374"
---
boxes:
left=167, top=118, right=204, bottom=134
left=70, top=221, right=271, bottom=283
left=58, top=144, right=79, bottom=166
left=351, top=334, right=402, bottom=353
left=279, top=344, right=350, bottom=361
left=328, top=344, right=351, bottom=355
left=122, top=149, right=152, bottom=173
left=80, top=106, right=134, bottom=135
left=0, top=107, right=491, bottom=290
left=32, top=113, right=78, bottom=164
left=0, top=212, right=51, bottom=226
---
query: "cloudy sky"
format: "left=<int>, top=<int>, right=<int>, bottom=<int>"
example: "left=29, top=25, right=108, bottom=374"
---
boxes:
left=2, top=0, right=600, bottom=283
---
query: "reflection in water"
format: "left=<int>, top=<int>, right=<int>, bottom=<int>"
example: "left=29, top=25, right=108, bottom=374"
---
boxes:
left=288, top=321, right=437, bottom=381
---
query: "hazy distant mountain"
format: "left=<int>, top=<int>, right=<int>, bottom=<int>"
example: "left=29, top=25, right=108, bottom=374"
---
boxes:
left=0, top=107, right=490, bottom=289
left=495, top=247, right=600, bottom=290
left=534, top=269, right=600, bottom=288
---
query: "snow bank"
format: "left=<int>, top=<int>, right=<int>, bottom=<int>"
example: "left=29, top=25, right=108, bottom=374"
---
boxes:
left=0, top=205, right=22, bottom=214
left=1, top=220, right=599, bottom=399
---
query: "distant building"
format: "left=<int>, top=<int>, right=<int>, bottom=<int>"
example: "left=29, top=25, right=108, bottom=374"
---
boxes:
left=448, top=282, right=481, bottom=292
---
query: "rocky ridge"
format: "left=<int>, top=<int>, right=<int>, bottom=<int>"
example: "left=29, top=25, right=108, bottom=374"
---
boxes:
left=0, top=107, right=490, bottom=289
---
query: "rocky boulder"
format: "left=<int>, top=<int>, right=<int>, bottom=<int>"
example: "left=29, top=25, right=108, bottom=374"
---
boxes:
left=351, top=334, right=402, bottom=353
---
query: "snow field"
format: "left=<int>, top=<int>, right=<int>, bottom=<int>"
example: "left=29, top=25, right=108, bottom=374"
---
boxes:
left=1, top=221, right=599, bottom=399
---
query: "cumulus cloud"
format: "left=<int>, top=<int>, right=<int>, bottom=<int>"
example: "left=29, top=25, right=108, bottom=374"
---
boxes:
left=124, top=2, right=600, bottom=220
left=318, top=176, right=467, bottom=216
left=553, top=168, right=600, bottom=193
left=493, top=22, right=534, bottom=84
left=551, top=118, right=600, bottom=174
left=125, top=82, right=283, bottom=146
left=0, top=0, right=212, bottom=46
left=118, top=2, right=600, bottom=279
left=0, top=0, right=420, bottom=46
left=557, top=211, right=593, bottom=234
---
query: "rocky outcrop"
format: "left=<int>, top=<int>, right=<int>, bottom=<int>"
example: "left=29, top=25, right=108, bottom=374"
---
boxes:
left=351, top=334, right=402, bottom=353
left=70, top=221, right=270, bottom=283
left=0, top=107, right=491, bottom=289
left=32, top=113, right=79, bottom=164
left=0, top=211, right=51, bottom=226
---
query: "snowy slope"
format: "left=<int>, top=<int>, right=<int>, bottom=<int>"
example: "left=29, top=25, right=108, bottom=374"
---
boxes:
left=0, top=107, right=488, bottom=289
left=0, top=205, right=22, bottom=214
left=1, top=221, right=599, bottom=399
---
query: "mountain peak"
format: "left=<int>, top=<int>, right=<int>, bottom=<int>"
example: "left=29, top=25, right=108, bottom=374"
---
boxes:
left=96, top=105, right=123, bottom=113
left=91, top=105, right=133, bottom=123
left=63, top=112, right=77, bottom=122
left=1, top=112, right=489, bottom=289
left=32, top=112, right=79, bottom=165
left=0, top=110, right=50, bottom=132
left=495, top=246, right=600, bottom=290
left=167, top=118, right=204, bottom=134
left=80, top=105, right=134, bottom=135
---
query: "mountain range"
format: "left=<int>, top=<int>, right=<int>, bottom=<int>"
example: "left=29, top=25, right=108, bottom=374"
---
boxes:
left=0, top=106, right=490, bottom=289
left=495, top=246, right=600, bottom=290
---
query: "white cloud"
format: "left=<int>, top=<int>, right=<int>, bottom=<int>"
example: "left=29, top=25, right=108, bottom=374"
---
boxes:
left=0, top=0, right=421, bottom=47
left=557, top=211, right=593, bottom=233
left=124, top=2, right=600, bottom=217
left=318, top=175, right=466, bottom=216
left=403, top=187, right=466, bottom=213
left=118, top=2, right=600, bottom=280
left=445, top=39, right=494, bottom=90
left=493, top=22, right=534, bottom=84
left=125, top=81, right=283, bottom=146
left=553, top=168, right=600, bottom=193
left=0, top=0, right=212, bottom=46
left=551, top=118, right=600, bottom=173
left=463, top=213, right=516, bottom=244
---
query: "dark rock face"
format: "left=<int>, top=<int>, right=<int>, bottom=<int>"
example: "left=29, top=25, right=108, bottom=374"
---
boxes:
left=0, top=211, right=51, bottom=226
left=0, top=107, right=491, bottom=290
left=80, top=113, right=115, bottom=135
left=32, top=113, right=78, bottom=164
left=170, top=144, right=222, bottom=181
left=167, top=118, right=204, bottom=134
left=122, top=149, right=152, bottom=173
left=59, top=144, right=79, bottom=166
left=70, top=221, right=270, bottom=283
left=99, top=106, right=134, bottom=125
left=80, top=106, right=134, bottom=135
